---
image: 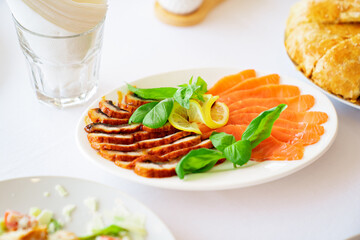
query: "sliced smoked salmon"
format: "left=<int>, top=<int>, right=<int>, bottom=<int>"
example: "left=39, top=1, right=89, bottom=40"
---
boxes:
left=216, top=125, right=304, bottom=161
left=227, top=114, right=324, bottom=136
left=231, top=106, right=328, bottom=124
left=228, top=95, right=315, bottom=112
left=220, top=74, right=280, bottom=96
left=219, top=84, right=301, bottom=105
left=207, top=69, right=256, bottom=95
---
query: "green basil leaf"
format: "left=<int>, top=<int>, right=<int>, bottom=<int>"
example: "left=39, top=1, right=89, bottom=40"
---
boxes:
left=79, top=224, right=127, bottom=240
left=173, top=86, right=193, bottom=109
left=209, top=132, right=236, bottom=152
left=242, top=104, right=287, bottom=148
left=176, top=148, right=224, bottom=179
left=194, top=76, right=207, bottom=94
left=127, top=84, right=177, bottom=100
left=223, top=140, right=252, bottom=166
left=190, top=77, right=207, bottom=102
left=142, top=98, right=174, bottom=128
left=128, top=102, right=158, bottom=124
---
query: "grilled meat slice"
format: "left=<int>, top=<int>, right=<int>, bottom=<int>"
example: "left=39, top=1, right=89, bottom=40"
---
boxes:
left=84, top=123, right=141, bottom=134
left=134, top=160, right=179, bottom=178
left=147, top=135, right=201, bottom=155
left=88, top=132, right=134, bottom=145
left=99, top=99, right=132, bottom=119
left=125, top=92, right=154, bottom=106
left=161, top=139, right=213, bottom=160
left=142, top=122, right=176, bottom=132
left=137, top=131, right=191, bottom=149
left=119, top=102, right=138, bottom=113
left=87, top=130, right=178, bottom=146
left=132, top=139, right=214, bottom=178
left=91, top=131, right=191, bottom=151
left=88, top=108, right=129, bottom=125
left=99, top=149, right=144, bottom=162
left=99, top=134, right=201, bottom=161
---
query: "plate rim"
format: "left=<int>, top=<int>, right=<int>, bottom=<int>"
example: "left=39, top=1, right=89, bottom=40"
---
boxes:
left=76, top=67, right=338, bottom=191
left=0, top=175, right=176, bottom=240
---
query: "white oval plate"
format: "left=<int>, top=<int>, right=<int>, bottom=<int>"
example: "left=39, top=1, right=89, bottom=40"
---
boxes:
left=0, top=176, right=175, bottom=239
left=76, top=68, right=338, bottom=191
left=293, top=69, right=360, bottom=110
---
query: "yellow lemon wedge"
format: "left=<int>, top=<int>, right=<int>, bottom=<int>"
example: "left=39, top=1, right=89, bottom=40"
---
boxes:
left=168, top=95, right=229, bottom=133
left=199, top=94, right=229, bottom=129
left=169, top=102, right=202, bottom=134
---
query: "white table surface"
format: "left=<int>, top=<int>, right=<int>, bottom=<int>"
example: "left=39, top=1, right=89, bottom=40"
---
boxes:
left=1, top=1, right=360, bottom=239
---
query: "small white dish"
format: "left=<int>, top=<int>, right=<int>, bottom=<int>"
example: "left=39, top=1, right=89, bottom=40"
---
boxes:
left=0, top=176, right=175, bottom=239
left=76, top=68, right=338, bottom=191
left=157, top=0, right=203, bottom=15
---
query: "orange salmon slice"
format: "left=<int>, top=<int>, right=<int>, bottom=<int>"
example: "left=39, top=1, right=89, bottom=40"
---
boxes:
left=220, top=74, right=280, bottom=96
left=219, top=84, right=300, bottom=105
left=227, top=114, right=324, bottom=136
left=228, top=95, right=315, bottom=112
left=231, top=106, right=328, bottom=124
left=216, top=125, right=304, bottom=161
left=207, top=69, right=256, bottom=95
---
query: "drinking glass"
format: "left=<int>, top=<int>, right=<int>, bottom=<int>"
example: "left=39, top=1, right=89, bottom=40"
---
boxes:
left=12, top=17, right=105, bottom=108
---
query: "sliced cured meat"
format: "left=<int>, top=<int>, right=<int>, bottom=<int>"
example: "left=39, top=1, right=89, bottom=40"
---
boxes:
left=87, top=130, right=178, bottom=145
left=227, top=114, right=324, bottom=136
left=87, top=132, right=134, bottom=145
left=119, top=102, right=138, bottom=113
left=220, top=74, right=280, bottom=95
left=99, top=99, right=132, bottom=119
left=219, top=84, right=301, bottom=105
left=99, top=149, right=144, bottom=162
left=142, top=123, right=176, bottom=132
left=125, top=93, right=154, bottom=106
left=84, top=123, right=141, bottom=134
left=207, top=69, right=256, bottom=95
left=232, top=106, right=328, bottom=124
left=215, top=125, right=304, bottom=161
left=133, top=139, right=214, bottom=178
left=228, top=95, right=315, bottom=112
left=88, top=108, right=129, bottom=125
left=137, top=131, right=192, bottom=149
left=161, top=139, right=213, bottom=160
left=92, top=131, right=192, bottom=151
left=147, top=135, right=201, bottom=155
left=134, top=159, right=179, bottom=178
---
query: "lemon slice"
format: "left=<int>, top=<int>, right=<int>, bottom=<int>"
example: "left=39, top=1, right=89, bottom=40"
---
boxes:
left=200, top=94, right=229, bottom=129
left=169, top=102, right=202, bottom=134
left=169, top=95, right=229, bottom=133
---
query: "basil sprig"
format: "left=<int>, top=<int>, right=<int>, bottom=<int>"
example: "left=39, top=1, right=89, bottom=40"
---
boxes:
left=128, top=102, right=158, bottom=124
left=174, top=77, right=207, bottom=109
left=128, top=77, right=207, bottom=128
left=175, top=104, right=287, bottom=179
left=79, top=225, right=127, bottom=240
left=143, top=98, right=174, bottom=129
left=127, top=84, right=177, bottom=100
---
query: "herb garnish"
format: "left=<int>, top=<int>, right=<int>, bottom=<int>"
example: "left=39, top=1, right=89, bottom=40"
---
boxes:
left=128, top=77, right=207, bottom=128
left=175, top=104, right=287, bottom=179
left=79, top=224, right=127, bottom=240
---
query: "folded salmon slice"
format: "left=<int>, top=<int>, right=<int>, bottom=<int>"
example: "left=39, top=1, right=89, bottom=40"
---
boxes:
left=232, top=106, right=328, bottom=124
left=228, top=95, right=315, bottom=112
left=230, top=112, right=327, bottom=126
left=220, top=74, right=280, bottom=95
left=228, top=114, right=324, bottom=136
left=216, top=125, right=304, bottom=161
left=207, top=69, right=256, bottom=95
left=219, top=84, right=301, bottom=105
